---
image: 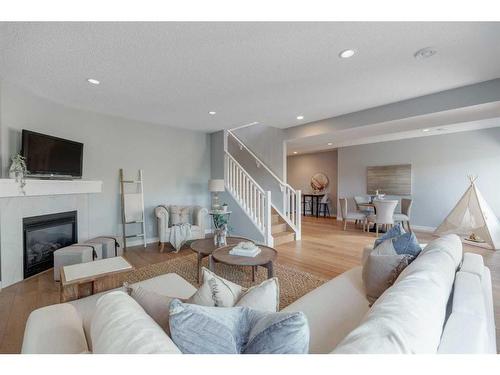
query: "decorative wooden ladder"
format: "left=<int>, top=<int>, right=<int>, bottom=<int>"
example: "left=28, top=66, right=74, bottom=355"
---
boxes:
left=119, top=169, right=147, bottom=250
left=223, top=130, right=301, bottom=247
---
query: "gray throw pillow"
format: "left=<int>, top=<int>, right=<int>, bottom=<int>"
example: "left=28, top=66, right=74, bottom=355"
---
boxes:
left=169, top=299, right=309, bottom=354
left=127, top=285, right=175, bottom=335
left=364, top=224, right=422, bottom=304
left=362, top=251, right=414, bottom=305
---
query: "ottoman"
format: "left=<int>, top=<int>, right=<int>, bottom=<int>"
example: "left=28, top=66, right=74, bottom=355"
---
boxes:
left=86, top=236, right=122, bottom=258
left=53, top=244, right=101, bottom=281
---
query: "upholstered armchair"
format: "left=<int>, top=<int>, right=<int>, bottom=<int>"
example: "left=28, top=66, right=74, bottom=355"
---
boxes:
left=155, top=205, right=208, bottom=252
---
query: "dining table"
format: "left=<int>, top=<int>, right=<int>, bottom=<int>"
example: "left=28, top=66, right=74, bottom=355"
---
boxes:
left=358, top=202, right=376, bottom=212
left=301, top=193, right=325, bottom=218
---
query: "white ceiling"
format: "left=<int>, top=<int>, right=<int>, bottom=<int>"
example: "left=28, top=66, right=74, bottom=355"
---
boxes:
left=1, top=22, right=500, bottom=132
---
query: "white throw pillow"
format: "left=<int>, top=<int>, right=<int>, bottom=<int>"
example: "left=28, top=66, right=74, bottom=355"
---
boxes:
left=188, top=267, right=279, bottom=311
left=91, top=291, right=180, bottom=354
left=236, top=277, right=280, bottom=311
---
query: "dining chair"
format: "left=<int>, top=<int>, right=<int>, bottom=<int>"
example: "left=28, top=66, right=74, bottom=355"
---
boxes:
left=367, top=199, right=399, bottom=236
left=354, top=195, right=374, bottom=215
left=304, top=196, right=313, bottom=216
left=339, top=198, right=367, bottom=231
left=393, top=198, right=413, bottom=232
left=319, top=194, right=330, bottom=217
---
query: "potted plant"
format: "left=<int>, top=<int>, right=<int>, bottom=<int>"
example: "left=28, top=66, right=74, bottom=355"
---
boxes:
left=9, top=153, right=27, bottom=195
left=222, top=203, right=228, bottom=212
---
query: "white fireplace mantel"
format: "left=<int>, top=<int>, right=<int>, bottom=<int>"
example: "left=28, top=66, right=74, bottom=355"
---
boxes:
left=0, top=178, right=102, bottom=198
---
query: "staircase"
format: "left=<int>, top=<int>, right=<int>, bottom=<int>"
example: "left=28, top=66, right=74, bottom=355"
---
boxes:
left=271, top=208, right=296, bottom=246
left=223, top=129, right=301, bottom=247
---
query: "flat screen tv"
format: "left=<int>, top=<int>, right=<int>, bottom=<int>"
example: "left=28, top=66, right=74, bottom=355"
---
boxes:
left=21, top=130, right=83, bottom=178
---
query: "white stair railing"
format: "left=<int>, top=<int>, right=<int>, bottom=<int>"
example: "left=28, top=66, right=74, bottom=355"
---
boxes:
left=224, top=152, right=273, bottom=246
left=225, top=129, right=301, bottom=241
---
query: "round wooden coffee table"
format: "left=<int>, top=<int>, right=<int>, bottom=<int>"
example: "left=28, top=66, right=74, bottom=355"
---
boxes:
left=190, top=237, right=251, bottom=283
left=209, top=245, right=277, bottom=282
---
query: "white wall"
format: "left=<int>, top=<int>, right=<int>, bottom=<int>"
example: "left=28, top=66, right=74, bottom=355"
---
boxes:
left=338, top=127, right=500, bottom=228
left=0, top=80, right=211, bottom=243
left=287, top=150, right=338, bottom=214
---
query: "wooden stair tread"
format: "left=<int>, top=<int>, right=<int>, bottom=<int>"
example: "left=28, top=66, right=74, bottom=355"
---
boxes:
left=273, top=231, right=294, bottom=237
left=271, top=223, right=287, bottom=234
left=272, top=230, right=295, bottom=245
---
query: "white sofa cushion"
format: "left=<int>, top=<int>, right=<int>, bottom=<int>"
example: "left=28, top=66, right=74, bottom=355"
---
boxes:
left=21, top=303, right=88, bottom=354
left=460, top=252, right=484, bottom=279
left=438, top=253, right=496, bottom=354
left=333, top=234, right=462, bottom=354
left=70, top=272, right=197, bottom=349
left=438, top=271, right=489, bottom=353
left=90, top=291, right=181, bottom=354
left=283, top=266, right=370, bottom=354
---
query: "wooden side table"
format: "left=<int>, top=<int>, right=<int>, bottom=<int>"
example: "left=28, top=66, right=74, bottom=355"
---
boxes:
left=209, top=245, right=277, bottom=282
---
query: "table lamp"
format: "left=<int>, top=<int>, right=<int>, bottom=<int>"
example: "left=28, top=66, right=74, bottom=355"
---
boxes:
left=208, top=179, right=225, bottom=210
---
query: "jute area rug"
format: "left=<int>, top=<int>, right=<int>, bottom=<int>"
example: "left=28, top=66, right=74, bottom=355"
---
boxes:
left=125, top=253, right=327, bottom=309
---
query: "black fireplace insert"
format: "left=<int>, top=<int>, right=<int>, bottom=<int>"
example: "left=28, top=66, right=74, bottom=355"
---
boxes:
left=23, top=211, right=78, bottom=278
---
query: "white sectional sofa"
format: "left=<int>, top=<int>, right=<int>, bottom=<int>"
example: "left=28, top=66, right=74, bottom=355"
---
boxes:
left=21, top=234, right=496, bottom=354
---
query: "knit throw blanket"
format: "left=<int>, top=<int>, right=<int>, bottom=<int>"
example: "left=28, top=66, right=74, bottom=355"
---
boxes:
left=169, top=223, right=192, bottom=252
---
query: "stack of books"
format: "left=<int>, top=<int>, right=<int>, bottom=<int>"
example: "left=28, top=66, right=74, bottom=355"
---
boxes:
left=229, top=241, right=261, bottom=257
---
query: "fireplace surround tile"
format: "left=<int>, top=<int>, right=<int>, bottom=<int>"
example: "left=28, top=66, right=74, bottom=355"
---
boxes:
left=0, top=194, right=91, bottom=287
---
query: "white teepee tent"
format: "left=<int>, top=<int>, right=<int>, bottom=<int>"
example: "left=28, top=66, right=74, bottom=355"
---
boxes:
left=435, top=176, right=500, bottom=250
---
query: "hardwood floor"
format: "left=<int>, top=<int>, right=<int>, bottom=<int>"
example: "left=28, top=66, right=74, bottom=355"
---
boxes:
left=0, top=216, right=499, bottom=353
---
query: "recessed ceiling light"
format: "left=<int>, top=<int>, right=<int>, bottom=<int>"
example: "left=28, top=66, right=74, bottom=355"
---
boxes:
left=208, top=111, right=216, bottom=115
left=414, top=47, right=437, bottom=60
left=293, top=151, right=298, bottom=154
left=327, top=142, right=333, bottom=146
left=339, top=49, right=356, bottom=59
left=296, top=115, right=304, bottom=120
left=87, top=78, right=100, bottom=85
left=422, top=128, right=431, bottom=132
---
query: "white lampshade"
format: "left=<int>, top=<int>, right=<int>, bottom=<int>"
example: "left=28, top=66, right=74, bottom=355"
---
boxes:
left=208, top=179, right=225, bottom=192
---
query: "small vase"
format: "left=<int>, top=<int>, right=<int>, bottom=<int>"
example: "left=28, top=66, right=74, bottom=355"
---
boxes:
left=213, top=225, right=228, bottom=247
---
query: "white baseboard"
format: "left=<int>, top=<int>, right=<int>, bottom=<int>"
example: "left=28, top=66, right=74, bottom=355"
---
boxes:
left=126, top=230, right=211, bottom=248
left=126, top=236, right=159, bottom=248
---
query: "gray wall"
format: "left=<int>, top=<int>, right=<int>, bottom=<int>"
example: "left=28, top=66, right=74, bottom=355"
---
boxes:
left=0, top=80, right=211, bottom=241
left=338, top=127, right=500, bottom=228
left=287, top=150, right=338, bottom=215
left=210, top=131, right=265, bottom=243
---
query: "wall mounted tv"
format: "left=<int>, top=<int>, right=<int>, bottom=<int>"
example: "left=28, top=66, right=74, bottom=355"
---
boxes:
left=21, top=130, right=84, bottom=179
